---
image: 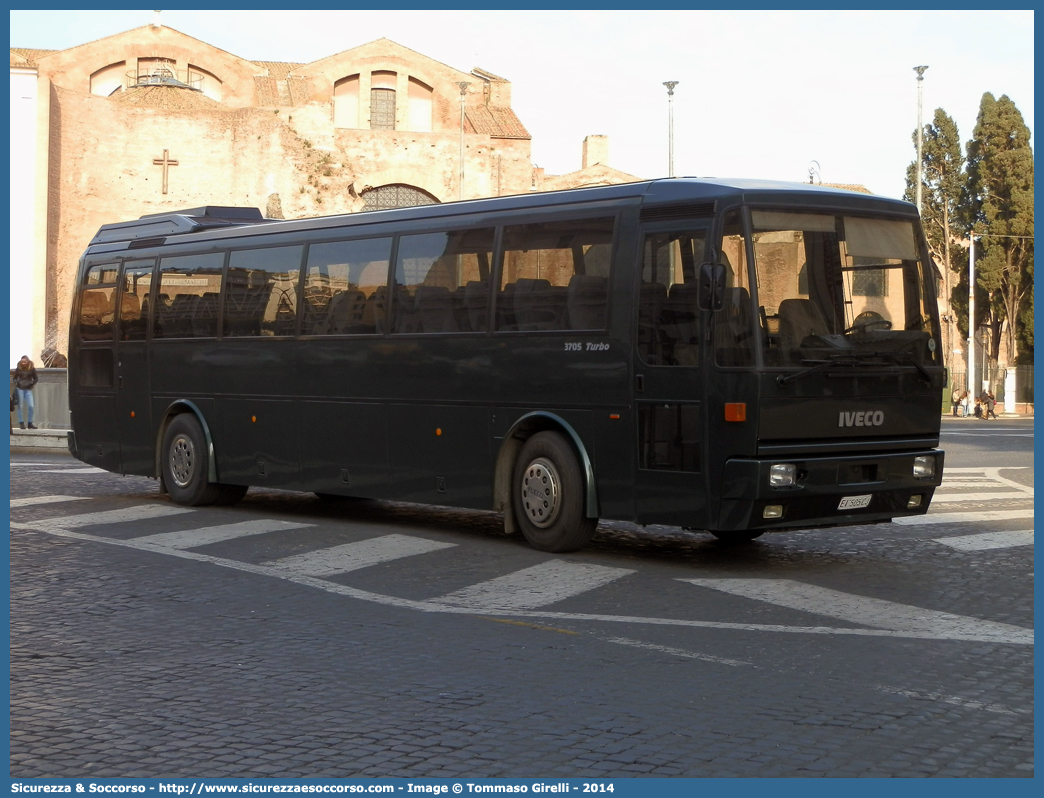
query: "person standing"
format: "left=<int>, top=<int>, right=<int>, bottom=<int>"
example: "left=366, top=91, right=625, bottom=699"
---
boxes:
left=12, top=355, right=38, bottom=429
left=951, top=387, right=961, bottom=416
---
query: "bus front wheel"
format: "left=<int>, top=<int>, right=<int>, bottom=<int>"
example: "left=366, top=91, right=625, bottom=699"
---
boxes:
left=162, top=414, right=246, bottom=506
left=513, top=431, right=596, bottom=553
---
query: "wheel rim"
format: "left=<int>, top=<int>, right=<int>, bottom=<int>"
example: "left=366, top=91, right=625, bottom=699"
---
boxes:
left=521, top=457, right=561, bottom=528
left=169, top=433, right=196, bottom=489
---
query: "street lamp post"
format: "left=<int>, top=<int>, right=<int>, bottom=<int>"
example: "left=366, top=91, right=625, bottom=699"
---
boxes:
left=663, top=81, right=678, bottom=177
left=913, top=65, right=928, bottom=215
left=967, top=232, right=975, bottom=397
left=457, top=81, right=470, bottom=200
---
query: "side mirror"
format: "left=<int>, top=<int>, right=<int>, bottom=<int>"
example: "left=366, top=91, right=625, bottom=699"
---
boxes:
left=698, top=262, right=725, bottom=311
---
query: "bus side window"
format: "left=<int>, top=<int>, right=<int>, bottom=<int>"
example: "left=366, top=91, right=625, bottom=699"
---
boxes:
left=392, top=228, right=495, bottom=335
left=302, top=237, right=392, bottom=336
left=153, top=253, right=225, bottom=339
left=224, top=246, right=303, bottom=338
left=119, top=263, right=154, bottom=341
left=496, top=217, right=614, bottom=333
left=80, top=264, right=120, bottom=341
left=638, top=232, right=706, bottom=365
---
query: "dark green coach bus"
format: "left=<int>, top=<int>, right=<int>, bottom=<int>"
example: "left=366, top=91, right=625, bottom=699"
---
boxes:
left=68, top=178, right=945, bottom=552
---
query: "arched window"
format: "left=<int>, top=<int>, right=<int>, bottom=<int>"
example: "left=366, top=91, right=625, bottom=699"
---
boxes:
left=187, top=63, right=223, bottom=102
left=361, top=184, right=438, bottom=211
left=334, top=74, right=360, bottom=128
left=407, top=77, right=433, bottom=133
left=370, top=71, right=397, bottom=130
left=90, top=61, right=126, bottom=96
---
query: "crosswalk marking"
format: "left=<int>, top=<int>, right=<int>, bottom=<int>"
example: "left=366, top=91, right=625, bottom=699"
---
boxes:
left=434, top=559, right=635, bottom=610
left=264, top=534, right=455, bottom=576
left=137, top=519, right=313, bottom=550
left=933, top=530, right=1034, bottom=552
left=944, top=466, right=1029, bottom=471
left=892, top=508, right=1034, bottom=526
left=942, top=467, right=1033, bottom=493
left=10, top=495, right=85, bottom=508
left=18, top=521, right=1032, bottom=645
left=680, top=578, right=1032, bottom=644
left=931, top=492, right=1032, bottom=503
left=29, top=467, right=108, bottom=474
left=14, top=503, right=193, bottom=532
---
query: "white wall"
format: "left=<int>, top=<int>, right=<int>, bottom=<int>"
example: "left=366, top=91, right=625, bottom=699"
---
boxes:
left=9, top=68, right=40, bottom=369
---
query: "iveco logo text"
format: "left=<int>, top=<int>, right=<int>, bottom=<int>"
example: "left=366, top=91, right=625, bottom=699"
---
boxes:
left=838, top=410, right=885, bottom=427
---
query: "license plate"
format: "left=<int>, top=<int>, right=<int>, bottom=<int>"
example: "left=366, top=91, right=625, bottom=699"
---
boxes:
left=838, top=494, right=872, bottom=510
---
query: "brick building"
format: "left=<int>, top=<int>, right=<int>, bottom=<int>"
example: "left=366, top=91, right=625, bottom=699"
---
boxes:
left=10, top=20, right=638, bottom=363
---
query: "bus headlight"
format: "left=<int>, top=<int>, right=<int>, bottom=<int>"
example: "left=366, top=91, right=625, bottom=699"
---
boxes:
left=769, top=463, right=797, bottom=487
left=913, top=456, right=936, bottom=479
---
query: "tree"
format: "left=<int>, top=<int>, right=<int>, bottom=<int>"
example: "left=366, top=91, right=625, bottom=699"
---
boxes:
left=904, top=109, right=968, bottom=368
left=965, top=93, right=1034, bottom=368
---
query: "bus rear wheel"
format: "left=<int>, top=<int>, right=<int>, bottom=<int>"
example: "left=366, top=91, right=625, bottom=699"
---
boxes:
left=162, top=414, right=245, bottom=506
left=513, top=431, right=596, bottom=553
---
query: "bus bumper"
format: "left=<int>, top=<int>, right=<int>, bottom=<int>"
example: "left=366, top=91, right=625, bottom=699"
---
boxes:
left=716, top=448, right=945, bottom=531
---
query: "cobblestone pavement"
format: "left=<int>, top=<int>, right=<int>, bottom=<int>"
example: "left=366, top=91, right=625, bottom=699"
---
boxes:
left=10, top=427, right=1033, bottom=777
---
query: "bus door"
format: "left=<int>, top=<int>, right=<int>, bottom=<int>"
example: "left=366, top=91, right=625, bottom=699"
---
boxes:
left=702, top=210, right=759, bottom=526
left=72, top=261, right=122, bottom=472
left=632, top=223, right=712, bottom=527
left=114, top=259, right=155, bottom=475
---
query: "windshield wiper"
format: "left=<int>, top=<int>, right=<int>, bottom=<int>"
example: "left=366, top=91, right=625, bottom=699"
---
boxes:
left=857, top=337, right=933, bottom=383
left=776, top=355, right=860, bottom=386
left=776, top=342, right=932, bottom=387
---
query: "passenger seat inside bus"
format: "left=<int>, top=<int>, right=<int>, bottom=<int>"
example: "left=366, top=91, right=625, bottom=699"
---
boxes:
left=777, top=297, right=829, bottom=357
left=663, top=282, right=700, bottom=364
left=413, top=285, right=459, bottom=333
left=513, top=278, right=565, bottom=330
left=462, top=280, right=490, bottom=332
left=566, top=275, right=607, bottom=330
left=714, top=287, right=755, bottom=366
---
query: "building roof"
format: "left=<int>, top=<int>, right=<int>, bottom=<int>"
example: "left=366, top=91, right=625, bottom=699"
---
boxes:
left=109, top=84, right=223, bottom=110
left=252, top=61, right=306, bottom=80
left=10, top=48, right=56, bottom=68
left=465, top=106, right=530, bottom=139
left=823, top=182, right=873, bottom=194
left=539, top=163, right=642, bottom=191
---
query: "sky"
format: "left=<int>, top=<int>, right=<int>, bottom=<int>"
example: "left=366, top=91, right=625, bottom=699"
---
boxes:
left=9, top=8, right=1035, bottom=201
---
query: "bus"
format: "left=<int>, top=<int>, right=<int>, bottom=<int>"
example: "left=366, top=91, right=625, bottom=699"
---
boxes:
left=68, top=178, right=945, bottom=552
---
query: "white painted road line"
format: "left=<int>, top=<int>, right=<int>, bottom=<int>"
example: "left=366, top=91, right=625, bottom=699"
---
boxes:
left=10, top=495, right=85, bottom=508
left=10, top=462, right=80, bottom=468
left=944, top=467, right=1029, bottom=471
left=875, top=685, right=1029, bottom=716
left=933, top=530, right=1034, bottom=552
left=892, top=509, right=1035, bottom=526
left=598, top=635, right=750, bottom=667
left=942, top=432, right=1034, bottom=437
left=434, top=559, right=635, bottom=610
left=22, top=524, right=1034, bottom=644
left=680, top=578, right=1032, bottom=645
left=29, top=467, right=109, bottom=474
left=264, top=534, right=455, bottom=576
left=931, top=492, right=1033, bottom=503
left=11, top=503, right=193, bottom=532
left=137, top=519, right=314, bottom=550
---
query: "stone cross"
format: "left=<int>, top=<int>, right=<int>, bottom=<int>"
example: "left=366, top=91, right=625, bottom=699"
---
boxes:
left=152, top=149, right=179, bottom=194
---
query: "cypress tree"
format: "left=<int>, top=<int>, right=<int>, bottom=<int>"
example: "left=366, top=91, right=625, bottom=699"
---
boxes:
left=965, top=93, right=1034, bottom=367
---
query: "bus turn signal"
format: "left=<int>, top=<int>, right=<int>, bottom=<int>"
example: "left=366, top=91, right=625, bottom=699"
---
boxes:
left=724, top=403, right=746, bottom=422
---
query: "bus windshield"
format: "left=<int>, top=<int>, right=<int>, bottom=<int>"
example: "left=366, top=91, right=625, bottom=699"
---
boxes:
left=739, top=209, right=940, bottom=370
